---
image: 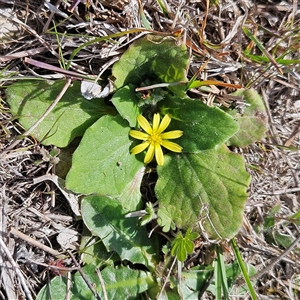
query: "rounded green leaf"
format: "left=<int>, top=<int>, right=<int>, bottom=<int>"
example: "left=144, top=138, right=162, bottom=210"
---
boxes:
left=226, top=88, right=268, bottom=147
left=66, top=115, right=144, bottom=200
left=161, top=96, right=240, bottom=152
left=171, top=229, right=198, bottom=262
left=82, top=194, right=159, bottom=269
left=155, top=145, right=251, bottom=239
left=6, top=80, right=116, bottom=147
left=36, top=264, right=154, bottom=300
left=179, top=266, right=214, bottom=299
left=111, top=84, right=141, bottom=127
left=112, top=35, right=188, bottom=95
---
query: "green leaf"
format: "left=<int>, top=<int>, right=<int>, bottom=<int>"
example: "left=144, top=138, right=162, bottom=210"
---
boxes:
left=226, top=89, right=268, bottom=147
left=36, top=264, right=154, bottom=300
left=243, top=27, right=282, bottom=74
left=273, top=232, right=294, bottom=248
left=179, top=266, right=214, bottom=299
left=214, top=248, right=229, bottom=300
left=289, top=210, right=300, bottom=226
left=80, top=226, right=118, bottom=268
left=263, top=203, right=281, bottom=229
left=111, top=84, right=142, bottom=127
left=207, top=260, right=257, bottom=297
left=171, top=232, right=185, bottom=261
left=66, top=115, right=144, bottom=203
left=112, top=35, right=188, bottom=95
left=263, top=215, right=275, bottom=229
left=6, top=80, right=116, bottom=147
left=140, top=202, right=157, bottom=226
left=157, top=206, right=177, bottom=232
left=230, top=239, right=258, bottom=299
left=118, top=166, right=146, bottom=212
left=82, top=194, right=159, bottom=269
left=161, top=95, right=239, bottom=152
left=156, top=145, right=251, bottom=239
left=244, top=53, right=300, bottom=65
left=171, top=229, right=199, bottom=262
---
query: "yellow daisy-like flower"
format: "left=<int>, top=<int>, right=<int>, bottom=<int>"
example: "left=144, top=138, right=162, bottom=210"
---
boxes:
left=129, top=113, right=183, bottom=166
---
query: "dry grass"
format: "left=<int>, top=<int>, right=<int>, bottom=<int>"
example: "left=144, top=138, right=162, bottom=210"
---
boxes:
left=0, top=0, right=300, bottom=299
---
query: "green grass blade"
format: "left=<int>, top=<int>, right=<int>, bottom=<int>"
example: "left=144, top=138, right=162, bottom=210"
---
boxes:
left=231, top=238, right=258, bottom=300
left=65, top=28, right=177, bottom=70
left=214, top=256, right=222, bottom=300
left=52, top=21, right=67, bottom=70
left=216, top=247, right=229, bottom=300
left=243, top=26, right=283, bottom=74
left=244, top=53, right=300, bottom=66
left=137, top=0, right=152, bottom=30
left=66, top=29, right=151, bottom=69
left=156, top=0, right=169, bottom=16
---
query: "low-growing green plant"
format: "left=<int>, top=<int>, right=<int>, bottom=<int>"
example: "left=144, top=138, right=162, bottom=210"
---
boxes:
left=6, top=35, right=267, bottom=299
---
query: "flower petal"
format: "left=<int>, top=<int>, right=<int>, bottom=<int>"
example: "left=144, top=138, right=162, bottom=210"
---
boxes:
left=131, top=142, right=149, bottom=154
left=160, top=130, right=183, bottom=139
left=155, top=143, right=164, bottom=166
left=157, top=114, right=171, bottom=134
left=152, top=113, right=160, bottom=133
left=161, top=140, right=183, bottom=153
left=144, top=143, right=155, bottom=164
left=129, top=130, right=149, bottom=140
left=137, top=115, right=152, bottom=134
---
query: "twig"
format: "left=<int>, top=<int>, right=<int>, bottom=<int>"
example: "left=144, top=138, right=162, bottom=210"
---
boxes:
left=0, top=186, right=17, bottom=299
left=135, top=81, right=185, bottom=92
left=0, top=237, right=33, bottom=300
left=0, top=47, right=47, bottom=63
left=157, top=257, right=177, bottom=299
left=273, top=187, right=300, bottom=195
left=67, top=250, right=102, bottom=300
left=95, top=267, right=108, bottom=300
left=66, top=271, right=71, bottom=300
left=27, top=258, right=78, bottom=273
left=0, top=10, right=58, bottom=57
left=10, top=227, right=61, bottom=257
left=251, top=235, right=300, bottom=280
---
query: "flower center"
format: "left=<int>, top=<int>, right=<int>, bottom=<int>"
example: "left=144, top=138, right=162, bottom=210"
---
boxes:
left=148, top=133, right=162, bottom=144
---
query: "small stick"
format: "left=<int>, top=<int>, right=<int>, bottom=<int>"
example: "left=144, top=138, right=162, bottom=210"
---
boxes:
left=0, top=237, right=33, bottom=300
left=66, top=271, right=72, bottom=300
left=0, top=47, right=47, bottom=63
left=67, top=251, right=102, bottom=300
left=95, top=267, right=108, bottom=300
left=135, top=81, right=185, bottom=92
left=273, top=187, right=300, bottom=195
left=10, top=227, right=61, bottom=257
left=251, top=235, right=300, bottom=280
left=27, top=258, right=78, bottom=273
left=157, top=257, right=177, bottom=299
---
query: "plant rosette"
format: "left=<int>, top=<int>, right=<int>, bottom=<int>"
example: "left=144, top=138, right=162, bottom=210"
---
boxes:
left=5, top=35, right=267, bottom=240
left=6, top=34, right=268, bottom=300
left=65, top=36, right=265, bottom=240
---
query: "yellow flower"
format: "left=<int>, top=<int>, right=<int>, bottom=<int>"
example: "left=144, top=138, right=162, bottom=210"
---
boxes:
left=129, top=113, right=183, bottom=166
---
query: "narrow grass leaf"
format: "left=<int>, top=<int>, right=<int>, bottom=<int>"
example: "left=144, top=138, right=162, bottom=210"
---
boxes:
left=231, top=238, right=258, bottom=300
left=137, top=0, right=152, bottom=30
left=243, top=27, right=283, bottom=74
left=216, top=247, right=229, bottom=299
